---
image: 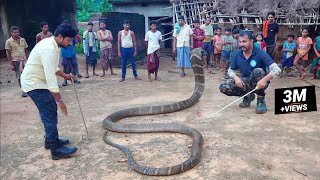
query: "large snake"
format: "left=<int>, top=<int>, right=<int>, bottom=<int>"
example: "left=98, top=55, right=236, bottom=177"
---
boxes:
left=103, top=48, right=205, bottom=176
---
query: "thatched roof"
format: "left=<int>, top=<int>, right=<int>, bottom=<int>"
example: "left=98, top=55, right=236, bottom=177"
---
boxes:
left=109, top=0, right=169, bottom=4
left=170, top=0, right=320, bottom=26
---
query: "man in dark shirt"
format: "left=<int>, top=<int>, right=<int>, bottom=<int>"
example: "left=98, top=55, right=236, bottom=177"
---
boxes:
left=261, top=11, right=279, bottom=56
left=219, top=31, right=281, bottom=114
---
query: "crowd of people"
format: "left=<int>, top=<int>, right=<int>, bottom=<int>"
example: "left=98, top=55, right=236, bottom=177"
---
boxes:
left=5, top=12, right=320, bottom=97
left=3, top=11, right=320, bottom=160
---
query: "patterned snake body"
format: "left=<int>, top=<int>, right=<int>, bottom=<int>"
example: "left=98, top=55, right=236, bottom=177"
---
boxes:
left=103, top=48, right=205, bottom=176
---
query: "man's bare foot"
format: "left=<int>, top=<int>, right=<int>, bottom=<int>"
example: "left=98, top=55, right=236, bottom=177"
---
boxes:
left=119, top=78, right=125, bottom=82
left=310, top=76, right=316, bottom=80
left=135, top=76, right=142, bottom=80
left=148, top=78, right=152, bottom=82
left=85, top=73, right=89, bottom=78
left=155, top=77, right=161, bottom=81
left=93, top=73, right=99, bottom=76
left=100, top=74, right=105, bottom=77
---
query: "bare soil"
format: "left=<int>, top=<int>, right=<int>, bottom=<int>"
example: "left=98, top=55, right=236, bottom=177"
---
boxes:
left=1, top=52, right=320, bottom=179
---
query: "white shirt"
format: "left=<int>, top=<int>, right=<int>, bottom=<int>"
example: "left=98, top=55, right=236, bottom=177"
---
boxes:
left=121, top=30, right=133, bottom=48
left=21, top=36, right=60, bottom=93
left=173, top=24, right=193, bottom=47
left=144, top=30, right=162, bottom=54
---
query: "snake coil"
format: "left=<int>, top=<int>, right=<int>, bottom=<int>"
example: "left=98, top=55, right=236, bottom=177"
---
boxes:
left=103, top=48, right=205, bottom=176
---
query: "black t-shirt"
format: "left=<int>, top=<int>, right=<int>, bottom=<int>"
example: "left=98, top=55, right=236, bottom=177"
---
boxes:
left=263, top=22, right=279, bottom=45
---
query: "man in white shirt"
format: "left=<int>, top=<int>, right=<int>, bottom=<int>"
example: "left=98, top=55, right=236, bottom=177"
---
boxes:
left=173, top=16, right=194, bottom=77
left=145, top=20, right=162, bottom=82
left=21, top=22, right=78, bottom=160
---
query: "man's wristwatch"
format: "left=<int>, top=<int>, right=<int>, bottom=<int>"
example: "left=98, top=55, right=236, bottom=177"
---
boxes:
left=56, top=99, right=63, bottom=103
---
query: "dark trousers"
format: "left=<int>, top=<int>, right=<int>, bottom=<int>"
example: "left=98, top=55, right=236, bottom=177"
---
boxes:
left=219, top=68, right=269, bottom=97
left=62, top=57, right=77, bottom=76
left=28, top=89, right=59, bottom=145
left=266, top=44, right=275, bottom=57
left=121, top=47, right=137, bottom=79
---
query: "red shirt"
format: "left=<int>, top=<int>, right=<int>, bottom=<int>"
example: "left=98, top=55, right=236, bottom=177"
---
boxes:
left=75, top=35, right=80, bottom=43
left=192, top=28, right=205, bottom=48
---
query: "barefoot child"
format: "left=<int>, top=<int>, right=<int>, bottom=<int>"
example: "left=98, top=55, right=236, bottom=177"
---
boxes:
left=97, top=20, right=117, bottom=77
left=200, top=17, right=214, bottom=73
left=254, top=33, right=266, bottom=51
left=192, top=19, right=209, bottom=73
left=145, top=20, right=162, bottom=82
left=212, top=27, right=222, bottom=69
left=293, top=28, right=313, bottom=79
left=310, top=35, right=320, bottom=79
left=221, top=27, right=233, bottom=73
left=281, top=33, right=296, bottom=77
left=222, top=29, right=240, bottom=79
left=83, top=22, right=98, bottom=78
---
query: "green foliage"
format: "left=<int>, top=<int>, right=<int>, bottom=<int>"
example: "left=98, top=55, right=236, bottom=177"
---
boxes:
left=75, top=28, right=85, bottom=54
left=77, top=11, right=92, bottom=22
left=76, top=0, right=113, bottom=22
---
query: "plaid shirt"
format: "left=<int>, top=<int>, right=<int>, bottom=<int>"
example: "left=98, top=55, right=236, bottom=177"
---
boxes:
left=192, top=28, right=205, bottom=48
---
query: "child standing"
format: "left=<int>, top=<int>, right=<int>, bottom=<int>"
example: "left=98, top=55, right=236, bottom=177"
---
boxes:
left=83, top=22, right=98, bottom=78
left=222, top=29, right=240, bottom=79
left=98, top=20, right=116, bottom=77
left=61, top=37, right=80, bottom=86
left=254, top=33, right=266, bottom=51
left=310, top=35, right=320, bottom=79
left=145, top=20, right=162, bottom=82
left=231, top=29, right=240, bottom=54
left=200, top=17, right=214, bottom=72
left=212, top=27, right=223, bottom=69
left=192, top=19, right=208, bottom=72
left=294, top=28, right=313, bottom=79
left=221, top=27, right=233, bottom=72
left=281, top=33, right=296, bottom=77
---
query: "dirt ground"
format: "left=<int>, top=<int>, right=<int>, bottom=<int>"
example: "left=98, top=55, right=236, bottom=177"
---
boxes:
left=1, top=52, right=320, bottom=180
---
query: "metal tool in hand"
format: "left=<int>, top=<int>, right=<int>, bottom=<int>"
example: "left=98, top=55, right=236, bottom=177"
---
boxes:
left=69, top=74, right=90, bottom=139
left=203, top=86, right=259, bottom=123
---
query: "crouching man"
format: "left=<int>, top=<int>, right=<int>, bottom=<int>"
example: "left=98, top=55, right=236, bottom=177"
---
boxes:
left=219, top=30, right=281, bottom=114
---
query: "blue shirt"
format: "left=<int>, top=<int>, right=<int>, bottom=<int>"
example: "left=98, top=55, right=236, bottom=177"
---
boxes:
left=61, top=38, right=77, bottom=58
left=283, top=41, right=296, bottom=57
left=230, top=47, right=274, bottom=77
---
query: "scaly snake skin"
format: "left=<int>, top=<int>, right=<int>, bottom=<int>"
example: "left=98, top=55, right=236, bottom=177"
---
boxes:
left=103, top=48, right=205, bottom=176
